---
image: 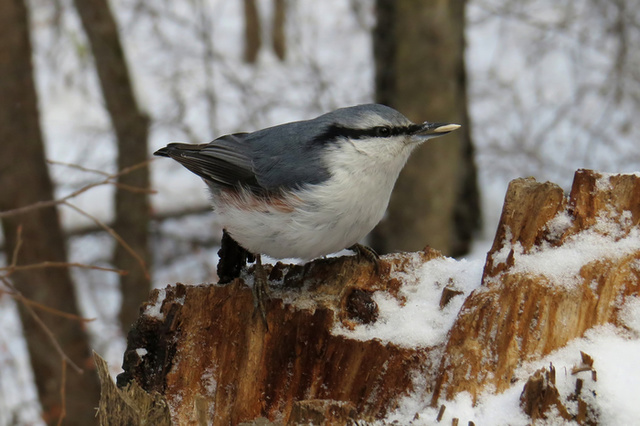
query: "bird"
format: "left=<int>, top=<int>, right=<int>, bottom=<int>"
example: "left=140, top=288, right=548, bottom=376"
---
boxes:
left=155, top=104, right=460, bottom=319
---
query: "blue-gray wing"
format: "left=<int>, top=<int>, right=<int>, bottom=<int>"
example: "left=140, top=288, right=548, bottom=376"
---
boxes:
left=155, top=120, right=333, bottom=194
left=154, top=133, right=266, bottom=193
left=246, top=121, right=332, bottom=190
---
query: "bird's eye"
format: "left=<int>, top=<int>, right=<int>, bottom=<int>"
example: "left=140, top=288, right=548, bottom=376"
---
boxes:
left=376, top=126, right=391, bottom=137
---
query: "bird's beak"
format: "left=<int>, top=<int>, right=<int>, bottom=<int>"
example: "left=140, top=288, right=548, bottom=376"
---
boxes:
left=412, top=122, right=461, bottom=140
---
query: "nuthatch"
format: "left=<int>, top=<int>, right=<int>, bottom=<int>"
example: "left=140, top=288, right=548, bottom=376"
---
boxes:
left=155, top=104, right=459, bottom=316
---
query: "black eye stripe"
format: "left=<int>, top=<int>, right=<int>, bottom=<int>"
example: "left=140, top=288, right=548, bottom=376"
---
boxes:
left=314, top=124, right=422, bottom=144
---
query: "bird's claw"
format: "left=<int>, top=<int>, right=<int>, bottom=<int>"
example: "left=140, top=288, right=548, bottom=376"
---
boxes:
left=349, top=243, right=381, bottom=274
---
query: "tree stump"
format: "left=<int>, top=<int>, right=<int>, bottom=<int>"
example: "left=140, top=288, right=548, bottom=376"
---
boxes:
left=431, top=170, right=640, bottom=406
left=100, top=249, right=445, bottom=425
left=97, top=169, right=640, bottom=425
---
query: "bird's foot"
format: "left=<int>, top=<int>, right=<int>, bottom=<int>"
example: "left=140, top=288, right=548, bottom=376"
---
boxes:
left=252, top=254, right=271, bottom=330
left=349, top=243, right=381, bottom=274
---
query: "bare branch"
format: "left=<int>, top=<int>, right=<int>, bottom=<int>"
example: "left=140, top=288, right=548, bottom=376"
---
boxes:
left=56, top=359, right=67, bottom=426
left=12, top=294, right=96, bottom=323
left=111, top=181, right=156, bottom=194
left=0, top=276, right=83, bottom=374
left=47, top=159, right=111, bottom=177
left=1, top=261, right=127, bottom=275
left=0, top=159, right=154, bottom=219
left=1, top=229, right=100, bottom=324
left=10, top=224, right=23, bottom=267
left=62, top=201, right=150, bottom=279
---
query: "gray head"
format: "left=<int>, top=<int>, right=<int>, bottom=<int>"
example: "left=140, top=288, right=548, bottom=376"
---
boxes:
left=290, top=104, right=460, bottom=172
left=240, top=104, right=458, bottom=191
left=312, top=103, right=459, bottom=144
left=320, top=104, right=413, bottom=128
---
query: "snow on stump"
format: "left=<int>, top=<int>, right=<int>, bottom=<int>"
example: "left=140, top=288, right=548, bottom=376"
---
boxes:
left=100, top=249, right=458, bottom=425
left=432, top=170, right=640, bottom=414
left=96, top=169, right=640, bottom=425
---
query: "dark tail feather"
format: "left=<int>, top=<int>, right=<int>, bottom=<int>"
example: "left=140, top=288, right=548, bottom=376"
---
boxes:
left=154, top=147, right=170, bottom=157
left=154, top=142, right=207, bottom=157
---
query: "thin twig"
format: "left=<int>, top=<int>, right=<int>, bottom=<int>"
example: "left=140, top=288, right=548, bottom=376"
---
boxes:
left=112, top=181, right=157, bottom=194
left=1, top=261, right=128, bottom=275
left=0, top=180, right=104, bottom=218
left=8, top=293, right=96, bottom=323
left=63, top=201, right=149, bottom=279
left=0, top=159, right=154, bottom=219
left=0, top=274, right=95, bottom=323
left=1, top=226, right=119, bottom=323
left=10, top=225, right=23, bottom=267
left=23, top=301, right=83, bottom=374
left=111, top=158, right=154, bottom=178
left=47, top=159, right=111, bottom=177
left=56, top=359, right=67, bottom=426
left=0, top=276, right=83, bottom=374
left=62, top=203, right=214, bottom=239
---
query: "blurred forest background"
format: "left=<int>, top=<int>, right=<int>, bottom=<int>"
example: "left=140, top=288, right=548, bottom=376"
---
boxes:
left=1, top=0, right=639, bottom=424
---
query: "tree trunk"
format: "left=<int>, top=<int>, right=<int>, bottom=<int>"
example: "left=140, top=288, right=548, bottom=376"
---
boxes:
left=272, top=0, right=287, bottom=61
left=73, top=0, right=152, bottom=332
left=371, top=0, right=480, bottom=257
left=243, top=0, right=262, bottom=63
left=98, top=170, right=638, bottom=425
left=0, top=1, right=102, bottom=424
left=102, top=251, right=442, bottom=425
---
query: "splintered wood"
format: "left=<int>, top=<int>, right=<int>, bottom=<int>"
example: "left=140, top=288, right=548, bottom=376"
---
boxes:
left=431, top=171, right=640, bottom=409
left=98, top=170, right=640, bottom=425
left=103, top=250, right=443, bottom=425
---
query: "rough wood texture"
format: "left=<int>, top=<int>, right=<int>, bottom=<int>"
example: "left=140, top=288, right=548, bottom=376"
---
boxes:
left=109, top=250, right=442, bottom=425
left=96, top=353, right=171, bottom=426
left=432, top=170, right=640, bottom=405
left=519, top=365, right=572, bottom=421
left=519, top=353, right=598, bottom=424
left=99, top=169, right=640, bottom=424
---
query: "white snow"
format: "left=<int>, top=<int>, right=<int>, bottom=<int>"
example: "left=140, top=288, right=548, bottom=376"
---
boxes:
left=332, top=204, right=640, bottom=424
left=619, top=295, right=640, bottom=335
left=491, top=212, right=640, bottom=288
left=545, top=210, right=573, bottom=241
left=333, top=255, right=485, bottom=348
left=1, top=0, right=639, bottom=424
left=144, top=288, right=166, bottom=320
left=387, top=325, right=640, bottom=425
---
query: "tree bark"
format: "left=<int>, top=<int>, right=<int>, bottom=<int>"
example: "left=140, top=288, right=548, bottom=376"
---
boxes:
left=371, top=0, right=480, bottom=257
left=0, top=1, right=102, bottom=423
left=73, top=0, right=152, bottom=332
left=272, top=0, right=287, bottom=61
left=243, top=0, right=262, bottom=63
left=104, top=251, right=443, bottom=425
left=98, top=170, right=639, bottom=425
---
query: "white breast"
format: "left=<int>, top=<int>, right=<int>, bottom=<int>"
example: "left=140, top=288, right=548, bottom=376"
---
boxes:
left=215, top=140, right=414, bottom=259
